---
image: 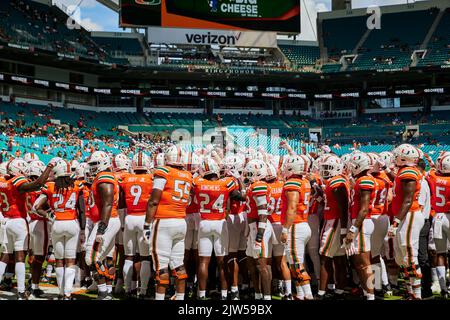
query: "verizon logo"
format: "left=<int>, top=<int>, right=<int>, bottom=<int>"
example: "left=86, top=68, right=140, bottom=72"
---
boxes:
left=185, top=32, right=241, bottom=45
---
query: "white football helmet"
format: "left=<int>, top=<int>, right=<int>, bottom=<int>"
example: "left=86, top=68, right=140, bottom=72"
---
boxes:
left=7, top=158, right=28, bottom=176
left=265, top=163, right=278, bottom=181
left=155, top=153, right=165, bottom=167
left=282, top=155, right=308, bottom=179
left=379, top=151, right=395, bottom=169
left=76, top=162, right=88, bottom=179
left=244, top=159, right=267, bottom=183
left=52, top=159, right=71, bottom=179
left=393, top=144, right=422, bottom=167
left=320, top=155, right=343, bottom=179
left=87, top=151, right=112, bottom=176
left=437, top=152, right=450, bottom=174
left=223, top=154, right=245, bottom=173
left=200, top=157, right=221, bottom=177
left=27, top=160, right=46, bottom=177
left=0, top=162, right=7, bottom=176
left=348, top=152, right=371, bottom=176
left=112, top=153, right=129, bottom=172
left=164, top=145, right=184, bottom=167
left=184, top=152, right=201, bottom=173
left=70, top=160, right=80, bottom=173
left=24, top=152, right=39, bottom=163
left=132, top=152, right=151, bottom=172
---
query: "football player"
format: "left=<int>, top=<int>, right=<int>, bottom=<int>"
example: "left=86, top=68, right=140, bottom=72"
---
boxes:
left=0, top=158, right=54, bottom=299
left=119, top=151, right=153, bottom=298
left=389, top=144, right=424, bottom=300
left=280, top=155, right=313, bottom=300
left=244, top=159, right=273, bottom=300
left=33, top=159, right=86, bottom=300
left=144, top=145, right=193, bottom=300
left=344, top=152, right=377, bottom=300
left=194, top=157, right=244, bottom=300
left=85, top=151, right=121, bottom=300
left=317, top=155, right=349, bottom=300
left=25, top=160, right=48, bottom=298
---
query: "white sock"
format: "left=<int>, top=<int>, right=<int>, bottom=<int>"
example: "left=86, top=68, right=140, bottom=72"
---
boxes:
left=140, top=261, right=151, bottom=295
left=302, top=284, right=313, bottom=299
left=15, top=262, right=26, bottom=293
left=74, top=265, right=81, bottom=284
left=328, top=282, right=336, bottom=290
left=284, top=280, right=292, bottom=295
left=366, top=293, right=375, bottom=300
left=221, top=290, right=228, bottom=298
left=231, top=286, right=239, bottom=293
left=437, top=266, right=447, bottom=292
left=55, top=267, right=65, bottom=295
left=64, top=266, right=76, bottom=296
left=263, top=295, right=271, bottom=300
left=255, top=292, right=263, bottom=300
left=318, top=290, right=326, bottom=296
left=155, top=292, right=165, bottom=300
left=131, top=280, right=138, bottom=291
left=32, top=283, right=40, bottom=290
left=176, top=292, right=184, bottom=300
left=0, top=261, right=7, bottom=282
left=380, top=258, right=389, bottom=286
left=372, top=262, right=382, bottom=290
left=123, top=260, right=133, bottom=292
left=432, top=267, right=438, bottom=282
left=296, top=285, right=304, bottom=300
left=198, top=290, right=206, bottom=298
left=97, top=283, right=107, bottom=293
left=412, top=277, right=422, bottom=299
left=107, top=284, right=112, bottom=293
left=46, top=264, right=53, bottom=277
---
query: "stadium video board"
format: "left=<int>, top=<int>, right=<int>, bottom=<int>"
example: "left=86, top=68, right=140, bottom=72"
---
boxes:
left=120, top=0, right=301, bottom=33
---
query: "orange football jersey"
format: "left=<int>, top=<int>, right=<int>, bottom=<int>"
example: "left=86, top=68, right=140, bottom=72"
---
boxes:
left=267, top=180, right=284, bottom=223
left=229, top=178, right=245, bottom=215
left=427, top=169, right=450, bottom=213
left=42, top=181, right=82, bottom=220
left=246, top=181, right=270, bottom=220
left=350, top=175, right=376, bottom=219
left=371, top=171, right=392, bottom=215
left=280, top=178, right=311, bottom=224
left=186, top=176, right=201, bottom=215
left=193, top=176, right=237, bottom=220
left=153, top=166, right=193, bottom=219
left=92, top=171, right=120, bottom=219
left=391, top=166, right=422, bottom=216
left=0, top=175, right=29, bottom=219
left=27, top=189, right=45, bottom=221
left=120, top=173, right=153, bottom=215
left=323, top=175, right=350, bottom=220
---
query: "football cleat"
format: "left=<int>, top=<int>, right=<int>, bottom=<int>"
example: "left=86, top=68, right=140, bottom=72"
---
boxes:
left=0, top=278, right=13, bottom=291
left=29, top=288, right=45, bottom=299
left=17, top=291, right=29, bottom=300
left=282, top=294, right=293, bottom=300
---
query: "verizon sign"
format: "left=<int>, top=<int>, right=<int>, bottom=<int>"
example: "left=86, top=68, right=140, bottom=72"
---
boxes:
left=148, top=27, right=277, bottom=48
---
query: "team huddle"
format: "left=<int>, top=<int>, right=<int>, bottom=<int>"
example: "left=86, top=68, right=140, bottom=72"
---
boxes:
left=0, top=141, right=449, bottom=301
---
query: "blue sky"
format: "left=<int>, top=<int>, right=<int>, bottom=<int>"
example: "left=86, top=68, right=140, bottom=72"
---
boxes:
left=53, top=0, right=427, bottom=40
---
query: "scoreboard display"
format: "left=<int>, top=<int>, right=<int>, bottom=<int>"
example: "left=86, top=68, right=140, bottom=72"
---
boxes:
left=120, top=0, right=300, bottom=33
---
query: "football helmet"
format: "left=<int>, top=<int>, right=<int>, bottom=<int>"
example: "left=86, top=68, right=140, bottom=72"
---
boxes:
left=52, top=159, right=71, bottom=179
left=155, top=153, right=165, bottom=167
left=244, top=159, right=267, bottom=183
left=393, top=144, right=422, bottom=167
left=200, top=157, right=220, bottom=177
left=223, top=154, right=245, bottom=173
left=348, top=152, right=371, bottom=176
left=70, top=160, right=80, bottom=173
left=265, top=163, right=278, bottom=181
left=132, top=152, right=151, bottom=172
left=112, top=153, right=129, bottom=172
left=87, top=151, right=112, bottom=176
left=164, top=145, right=184, bottom=167
left=7, top=158, right=28, bottom=176
left=24, top=152, right=39, bottom=163
left=379, top=151, right=395, bottom=168
left=282, top=155, right=308, bottom=180
left=76, top=162, right=88, bottom=179
left=437, top=152, right=450, bottom=174
left=84, top=164, right=94, bottom=184
left=319, top=155, right=343, bottom=179
left=27, top=160, right=46, bottom=177
left=0, top=162, right=7, bottom=176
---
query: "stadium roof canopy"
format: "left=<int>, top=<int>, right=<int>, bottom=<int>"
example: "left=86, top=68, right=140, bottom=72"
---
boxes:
left=96, top=0, right=119, bottom=12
